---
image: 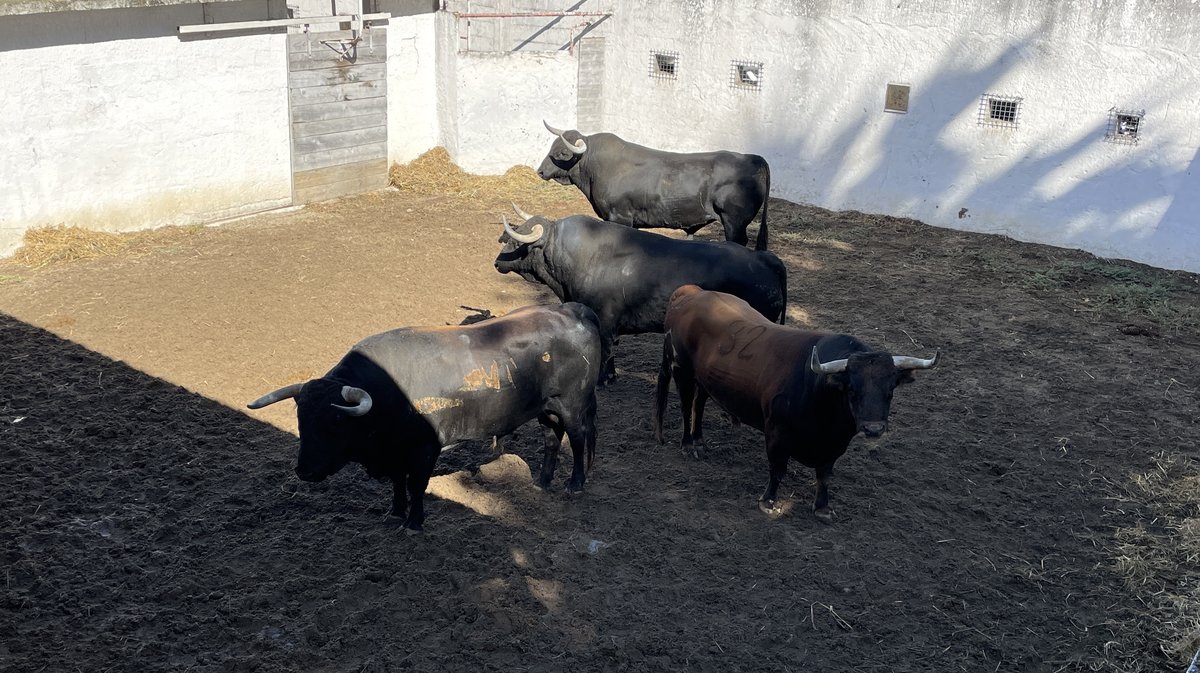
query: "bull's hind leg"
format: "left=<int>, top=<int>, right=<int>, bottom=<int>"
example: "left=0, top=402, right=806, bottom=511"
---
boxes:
left=689, top=385, right=710, bottom=457
left=674, top=366, right=700, bottom=458
left=535, top=412, right=566, bottom=490
left=548, top=395, right=596, bottom=494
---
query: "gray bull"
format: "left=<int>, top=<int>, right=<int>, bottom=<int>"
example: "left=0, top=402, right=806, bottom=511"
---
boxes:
left=248, top=303, right=602, bottom=532
left=495, top=205, right=786, bottom=385
left=537, top=121, right=771, bottom=250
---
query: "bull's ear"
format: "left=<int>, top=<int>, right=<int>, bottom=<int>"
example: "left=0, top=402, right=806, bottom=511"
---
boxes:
left=897, top=369, right=917, bottom=386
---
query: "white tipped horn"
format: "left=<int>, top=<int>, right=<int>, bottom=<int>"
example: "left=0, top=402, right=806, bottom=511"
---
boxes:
left=510, top=202, right=534, bottom=222
left=502, top=214, right=544, bottom=244
left=332, top=385, right=373, bottom=416
left=247, top=382, right=305, bottom=409
left=893, top=351, right=940, bottom=370
left=810, top=347, right=848, bottom=375
left=543, top=119, right=566, bottom=136
left=564, top=136, right=587, bottom=154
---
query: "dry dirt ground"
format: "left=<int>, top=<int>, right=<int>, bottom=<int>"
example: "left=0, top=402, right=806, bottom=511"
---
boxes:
left=1, top=183, right=1198, bottom=673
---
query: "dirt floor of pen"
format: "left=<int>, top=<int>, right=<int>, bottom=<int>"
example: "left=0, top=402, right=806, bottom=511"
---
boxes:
left=1, top=184, right=1198, bottom=673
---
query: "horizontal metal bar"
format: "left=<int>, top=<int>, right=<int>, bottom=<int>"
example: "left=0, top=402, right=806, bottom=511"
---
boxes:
left=178, top=13, right=391, bottom=35
left=453, top=11, right=611, bottom=19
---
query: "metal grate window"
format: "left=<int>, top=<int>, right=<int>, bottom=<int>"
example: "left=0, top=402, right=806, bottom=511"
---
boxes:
left=1105, top=108, right=1144, bottom=145
left=978, top=93, right=1023, bottom=128
left=649, top=51, right=679, bottom=80
left=730, top=60, right=763, bottom=91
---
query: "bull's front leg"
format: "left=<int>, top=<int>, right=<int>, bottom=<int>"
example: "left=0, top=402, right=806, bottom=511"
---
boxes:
left=596, top=321, right=618, bottom=387
left=813, top=462, right=835, bottom=524
left=388, top=475, right=407, bottom=520
left=758, top=430, right=790, bottom=515
left=403, top=445, right=439, bottom=533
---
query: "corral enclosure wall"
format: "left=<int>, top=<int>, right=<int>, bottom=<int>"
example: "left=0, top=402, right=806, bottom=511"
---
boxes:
left=436, top=0, right=1200, bottom=273
left=0, top=1, right=294, bottom=256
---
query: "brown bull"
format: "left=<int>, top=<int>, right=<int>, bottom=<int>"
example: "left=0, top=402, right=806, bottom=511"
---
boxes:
left=654, top=285, right=939, bottom=523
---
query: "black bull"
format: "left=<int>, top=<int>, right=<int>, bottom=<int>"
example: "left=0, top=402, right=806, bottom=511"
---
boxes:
left=654, top=285, right=939, bottom=523
left=494, top=210, right=787, bottom=386
left=537, top=122, right=771, bottom=250
left=247, top=303, right=602, bottom=532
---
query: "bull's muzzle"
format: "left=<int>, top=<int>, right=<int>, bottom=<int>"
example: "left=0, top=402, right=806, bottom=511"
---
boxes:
left=861, top=421, right=887, bottom=438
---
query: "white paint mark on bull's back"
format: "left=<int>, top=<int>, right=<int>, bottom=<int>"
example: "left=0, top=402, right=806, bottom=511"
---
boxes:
left=542, top=352, right=552, bottom=362
left=413, top=396, right=465, bottom=414
left=461, top=360, right=504, bottom=391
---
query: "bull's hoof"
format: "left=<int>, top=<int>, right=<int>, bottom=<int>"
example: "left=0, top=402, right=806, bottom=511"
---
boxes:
left=758, top=499, right=782, bottom=515
left=564, top=481, right=585, bottom=495
left=535, top=476, right=553, bottom=491
left=813, top=507, right=835, bottom=525
left=403, top=525, right=423, bottom=536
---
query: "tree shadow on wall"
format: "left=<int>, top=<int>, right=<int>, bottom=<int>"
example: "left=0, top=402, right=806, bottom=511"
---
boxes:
left=749, top=15, right=1199, bottom=267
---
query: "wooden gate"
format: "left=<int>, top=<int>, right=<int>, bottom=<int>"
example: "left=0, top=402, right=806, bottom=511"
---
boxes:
left=287, top=29, right=389, bottom=204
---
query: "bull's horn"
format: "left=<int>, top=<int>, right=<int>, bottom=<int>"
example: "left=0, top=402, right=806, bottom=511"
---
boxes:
left=810, top=347, right=848, bottom=375
left=502, top=214, right=544, bottom=244
left=893, top=351, right=940, bottom=370
left=247, top=382, right=305, bottom=409
left=332, top=385, right=373, bottom=416
left=542, top=120, right=587, bottom=154
left=564, top=136, right=587, bottom=154
left=510, top=202, right=534, bottom=222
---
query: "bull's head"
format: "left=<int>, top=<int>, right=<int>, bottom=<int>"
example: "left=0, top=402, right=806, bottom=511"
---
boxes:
left=248, top=379, right=374, bottom=481
left=537, top=120, right=587, bottom=185
left=494, top=203, right=553, bottom=284
left=810, top=349, right=939, bottom=438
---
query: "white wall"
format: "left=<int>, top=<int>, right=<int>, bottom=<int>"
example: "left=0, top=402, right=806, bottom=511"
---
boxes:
left=383, top=10, right=440, bottom=164
left=0, top=3, right=292, bottom=256
left=590, top=0, right=1200, bottom=273
left=450, top=50, right=577, bottom=173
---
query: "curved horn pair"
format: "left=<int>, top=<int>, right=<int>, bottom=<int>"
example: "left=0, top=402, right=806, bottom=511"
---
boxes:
left=542, top=119, right=587, bottom=154
left=502, top=214, right=544, bottom=244
left=809, top=348, right=941, bottom=375
left=247, top=382, right=373, bottom=417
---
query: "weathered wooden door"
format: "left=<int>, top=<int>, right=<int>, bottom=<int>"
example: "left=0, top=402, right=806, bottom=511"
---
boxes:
left=287, top=29, right=389, bottom=204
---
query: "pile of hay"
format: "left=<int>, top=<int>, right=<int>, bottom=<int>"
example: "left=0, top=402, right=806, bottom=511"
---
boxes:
left=389, top=147, right=589, bottom=215
left=11, top=225, right=202, bottom=269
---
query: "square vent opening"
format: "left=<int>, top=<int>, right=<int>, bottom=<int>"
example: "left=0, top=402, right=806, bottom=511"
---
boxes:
left=731, top=60, right=763, bottom=90
left=650, top=51, right=679, bottom=80
left=1106, top=108, right=1144, bottom=145
left=885, top=83, right=910, bottom=113
left=978, top=94, right=1023, bottom=129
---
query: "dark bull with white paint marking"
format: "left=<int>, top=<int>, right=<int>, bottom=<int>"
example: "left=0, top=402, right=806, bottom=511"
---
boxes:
left=248, top=303, right=602, bottom=532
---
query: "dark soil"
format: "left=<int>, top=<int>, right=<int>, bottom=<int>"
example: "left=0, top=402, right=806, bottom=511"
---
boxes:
left=1, top=189, right=1198, bottom=672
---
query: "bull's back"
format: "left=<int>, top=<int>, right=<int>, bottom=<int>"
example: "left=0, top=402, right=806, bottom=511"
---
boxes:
left=666, top=287, right=810, bottom=429
left=354, top=305, right=599, bottom=442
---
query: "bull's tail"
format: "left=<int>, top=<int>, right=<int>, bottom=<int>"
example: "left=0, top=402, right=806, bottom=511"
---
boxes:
left=754, top=161, right=771, bottom=251
left=653, top=332, right=674, bottom=444
left=763, top=251, right=788, bottom=325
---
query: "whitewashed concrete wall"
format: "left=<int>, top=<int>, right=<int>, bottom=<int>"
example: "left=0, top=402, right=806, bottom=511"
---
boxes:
left=382, top=10, right=440, bottom=164
left=588, top=0, right=1200, bottom=273
left=442, top=42, right=577, bottom=173
left=0, top=3, right=292, bottom=257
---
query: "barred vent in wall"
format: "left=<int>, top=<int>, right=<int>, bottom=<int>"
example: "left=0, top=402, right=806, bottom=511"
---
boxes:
left=978, top=93, right=1022, bottom=128
left=731, top=60, right=762, bottom=90
left=650, top=51, right=679, bottom=80
left=1105, top=108, right=1144, bottom=145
